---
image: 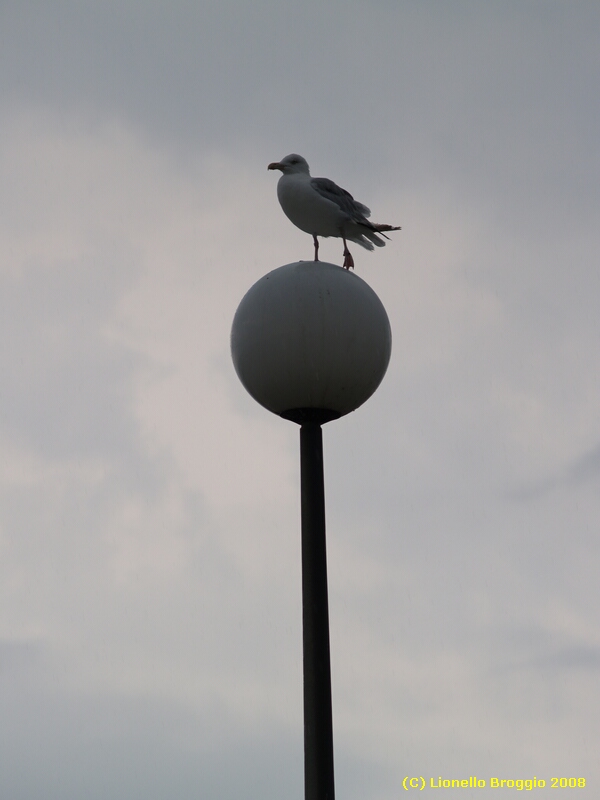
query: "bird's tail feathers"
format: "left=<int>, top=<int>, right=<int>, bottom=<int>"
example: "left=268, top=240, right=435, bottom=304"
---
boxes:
left=349, top=231, right=381, bottom=250
left=346, top=221, right=401, bottom=250
left=373, top=223, right=401, bottom=239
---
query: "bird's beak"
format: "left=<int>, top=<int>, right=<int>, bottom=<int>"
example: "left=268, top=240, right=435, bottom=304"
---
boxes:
left=268, top=162, right=283, bottom=171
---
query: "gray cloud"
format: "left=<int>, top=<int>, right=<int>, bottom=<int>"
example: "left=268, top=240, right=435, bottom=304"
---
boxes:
left=508, top=441, right=600, bottom=500
left=0, top=256, right=143, bottom=458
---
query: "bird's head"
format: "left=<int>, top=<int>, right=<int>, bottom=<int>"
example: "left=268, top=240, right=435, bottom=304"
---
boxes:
left=268, top=154, right=310, bottom=175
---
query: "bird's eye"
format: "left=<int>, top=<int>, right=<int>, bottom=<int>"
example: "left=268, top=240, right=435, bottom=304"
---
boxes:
left=290, top=158, right=299, bottom=164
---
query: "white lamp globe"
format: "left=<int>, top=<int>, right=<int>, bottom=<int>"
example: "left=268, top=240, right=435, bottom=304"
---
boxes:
left=231, top=261, right=391, bottom=424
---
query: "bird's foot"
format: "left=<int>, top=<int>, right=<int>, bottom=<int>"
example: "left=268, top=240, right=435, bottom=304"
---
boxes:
left=341, top=236, right=354, bottom=270
left=342, top=248, right=354, bottom=270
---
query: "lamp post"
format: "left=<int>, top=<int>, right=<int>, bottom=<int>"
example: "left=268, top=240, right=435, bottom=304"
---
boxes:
left=231, top=261, right=391, bottom=800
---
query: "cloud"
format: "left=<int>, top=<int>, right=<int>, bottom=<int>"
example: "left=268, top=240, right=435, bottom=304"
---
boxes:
left=507, top=441, right=600, bottom=500
left=0, top=642, right=304, bottom=800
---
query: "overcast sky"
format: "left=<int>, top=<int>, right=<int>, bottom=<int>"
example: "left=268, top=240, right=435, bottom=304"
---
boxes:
left=1, top=2, right=599, bottom=798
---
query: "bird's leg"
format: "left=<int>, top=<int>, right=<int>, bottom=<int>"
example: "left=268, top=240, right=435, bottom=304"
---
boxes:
left=313, top=235, right=319, bottom=261
left=342, top=237, right=354, bottom=270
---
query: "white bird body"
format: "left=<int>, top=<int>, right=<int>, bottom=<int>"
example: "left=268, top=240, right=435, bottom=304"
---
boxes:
left=276, top=169, right=353, bottom=238
left=268, top=153, right=400, bottom=269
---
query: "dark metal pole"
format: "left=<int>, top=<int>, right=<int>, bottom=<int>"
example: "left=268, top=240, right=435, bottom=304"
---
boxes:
left=300, top=421, right=335, bottom=800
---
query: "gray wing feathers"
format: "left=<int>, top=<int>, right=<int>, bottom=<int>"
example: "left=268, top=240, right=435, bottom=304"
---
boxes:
left=310, top=176, right=401, bottom=251
left=311, top=177, right=372, bottom=220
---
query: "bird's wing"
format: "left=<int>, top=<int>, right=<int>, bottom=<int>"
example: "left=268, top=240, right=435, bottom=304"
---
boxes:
left=311, top=177, right=372, bottom=221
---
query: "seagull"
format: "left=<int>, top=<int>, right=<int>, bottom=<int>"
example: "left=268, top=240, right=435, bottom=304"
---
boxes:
left=268, top=154, right=400, bottom=270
